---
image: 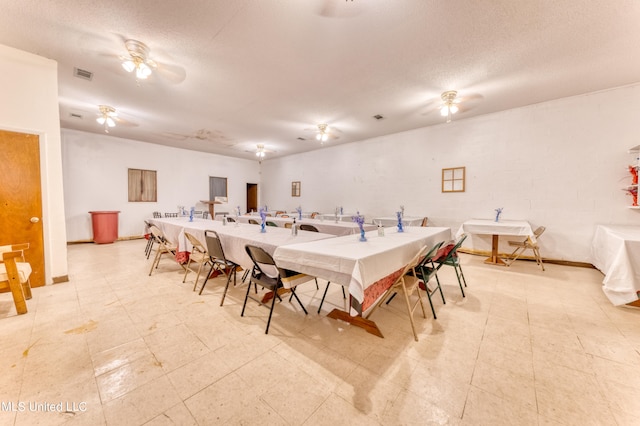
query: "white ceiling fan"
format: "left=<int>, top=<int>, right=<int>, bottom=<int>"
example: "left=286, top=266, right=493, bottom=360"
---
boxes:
left=303, top=123, right=340, bottom=144
left=109, top=36, right=186, bottom=84
left=420, top=90, right=483, bottom=122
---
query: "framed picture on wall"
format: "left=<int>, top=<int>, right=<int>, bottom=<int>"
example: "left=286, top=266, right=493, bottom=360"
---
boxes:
left=292, top=181, right=301, bottom=197
left=442, top=167, right=465, bottom=192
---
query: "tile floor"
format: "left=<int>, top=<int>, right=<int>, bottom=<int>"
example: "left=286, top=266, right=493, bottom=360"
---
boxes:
left=1, top=239, right=640, bottom=425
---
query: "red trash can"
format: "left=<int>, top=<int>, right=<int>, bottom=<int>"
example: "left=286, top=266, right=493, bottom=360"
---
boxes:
left=89, top=211, right=120, bottom=244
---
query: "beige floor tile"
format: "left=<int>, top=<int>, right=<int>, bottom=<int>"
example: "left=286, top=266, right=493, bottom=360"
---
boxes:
left=461, top=385, right=538, bottom=426
left=96, top=351, right=165, bottom=403
left=303, top=393, right=379, bottom=425
left=145, top=402, right=198, bottom=426
left=471, top=359, right=537, bottom=409
left=102, top=375, right=181, bottom=426
left=166, top=350, right=234, bottom=400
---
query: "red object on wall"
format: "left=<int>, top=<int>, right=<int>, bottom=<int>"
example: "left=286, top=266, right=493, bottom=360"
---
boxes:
left=89, top=211, right=120, bottom=244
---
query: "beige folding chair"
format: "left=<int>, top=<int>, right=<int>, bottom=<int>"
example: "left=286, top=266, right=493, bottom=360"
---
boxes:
left=506, top=226, right=546, bottom=271
left=182, top=232, right=211, bottom=290
left=420, top=217, right=428, bottom=227
left=148, top=225, right=178, bottom=275
left=365, top=246, right=429, bottom=341
left=0, top=243, right=32, bottom=301
left=0, top=246, right=33, bottom=315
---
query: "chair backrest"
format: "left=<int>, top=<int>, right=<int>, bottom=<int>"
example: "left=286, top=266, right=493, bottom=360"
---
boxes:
left=184, top=232, right=206, bottom=254
left=205, top=230, right=226, bottom=261
left=280, top=214, right=290, bottom=218
left=299, top=224, right=319, bottom=232
left=275, top=211, right=285, bottom=216
left=310, top=212, right=319, bottom=219
left=533, top=226, right=546, bottom=238
left=153, top=211, right=162, bottom=218
left=421, top=217, right=428, bottom=227
left=245, top=245, right=281, bottom=281
left=266, top=221, right=278, bottom=227
left=417, top=241, right=444, bottom=269
left=284, top=222, right=293, bottom=229
left=248, top=219, right=259, bottom=225
left=435, top=234, right=467, bottom=263
left=202, top=211, right=209, bottom=219
left=227, top=216, right=236, bottom=222
left=165, top=212, right=178, bottom=218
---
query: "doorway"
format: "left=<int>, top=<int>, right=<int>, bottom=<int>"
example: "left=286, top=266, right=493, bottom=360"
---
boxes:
left=0, top=130, right=45, bottom=287
left=246, top=183, right=258, bottom=213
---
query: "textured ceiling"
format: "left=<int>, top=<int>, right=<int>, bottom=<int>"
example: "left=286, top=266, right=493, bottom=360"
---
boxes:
left=1, top=0, right=639, bottom=161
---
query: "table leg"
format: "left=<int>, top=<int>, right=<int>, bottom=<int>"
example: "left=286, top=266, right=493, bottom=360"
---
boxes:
left=326, top=309, right=384, bottom=338
left=484, top=234, right=507, bottom=266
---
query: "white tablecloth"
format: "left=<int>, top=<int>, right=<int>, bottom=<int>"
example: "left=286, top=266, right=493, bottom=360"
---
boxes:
left=456, top=219, right=535, bottom=242
left=273, top=226, right=451, bottom=314
left=149, top=217, right=334, bottom=270
left=591, top=225, right=640, bottom=305
left=228, top=216, right=376, bottom=236
left=372, top=216, right=425, bottom=227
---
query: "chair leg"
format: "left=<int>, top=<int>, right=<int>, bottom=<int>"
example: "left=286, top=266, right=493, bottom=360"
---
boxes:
left=182, top=257, right=193, bottom=283
left=435, top=274, right=445, bottom=304
left=317, top=282, right=331, bottom=314
left=385, top=292, right=398, bottom=305
left=400, top=281, right=420, bottom=342
left=149, top=249, right=163, bottom=275
left=199, top=263, right=216, bottom=294
left=341, top=285, right=346, bottom=299
left=424, top=282, right=438, bottom=319
left=314, top=278, right=319, bottom=290
left=289, top=288, right=308, bottom=315
left=265, top=286, right=278, bottom=334
left=458, top=264, right=468, bottom=288
left=241, top=278, right=253, bottom=317
left=454, top=265, right=466, bottom=298
left=220, top=267, right=234, bottom=306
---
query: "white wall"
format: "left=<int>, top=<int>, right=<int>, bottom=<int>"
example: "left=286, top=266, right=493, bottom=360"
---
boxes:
left=260, top=84, right=640, bottom=263
left=61, top=129, right=260, bottom=242
left=0, top=44, right=68, bottom=283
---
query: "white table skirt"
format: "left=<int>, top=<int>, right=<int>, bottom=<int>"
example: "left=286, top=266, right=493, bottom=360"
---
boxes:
left=592, top=225, right=640, bottom=305
left=274, top=226, right=451, bottom=314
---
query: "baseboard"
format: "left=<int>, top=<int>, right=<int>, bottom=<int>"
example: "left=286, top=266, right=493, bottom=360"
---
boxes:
left=67, top=235, right=146, bottom=245
left=457, top=248, right=595, bottom=269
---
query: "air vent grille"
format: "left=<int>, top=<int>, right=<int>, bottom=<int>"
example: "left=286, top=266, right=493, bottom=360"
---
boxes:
left=69, top=113, right=83, bottom=119
left=297, top=137, right=306, bottom=141
left=74, top=67, right=93, bottom=81
left=373, top=114, right=384, bottom=120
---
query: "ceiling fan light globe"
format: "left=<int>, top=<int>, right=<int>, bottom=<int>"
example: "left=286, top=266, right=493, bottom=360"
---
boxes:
left=122, top=60, right=135, bottom=73
left=440, top=106, right=449, bottom=117
left=322, top=133, right=328, bottom=142
left=106, top=117, right=116, bottom=127
left=449, top=105, right=459, bottom=114
left=96, top=117, right=106, bottom=125
left=316, top=133, right=321, bottom=141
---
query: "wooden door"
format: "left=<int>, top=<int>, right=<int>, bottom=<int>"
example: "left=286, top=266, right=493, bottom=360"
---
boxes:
left=246, top=183, right=258, bottom=213
left=0, top=130, right=45, bottom=287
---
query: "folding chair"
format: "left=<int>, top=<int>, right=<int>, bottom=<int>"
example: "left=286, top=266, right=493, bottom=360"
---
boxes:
left=366, top=246, right=429, bottom=341
left=200, top=230, right=239, bottom=306
left=242, top=245, right=308, bottom=334
left=0, top=249, right=32, bottom=315
left=434, top=234, right=468, bottom=297
left=148, top=225, right=178, bottom=275
left=182, top=232, right=211, bottom=290
left=507, top=226, right=546, bottom=271
left=415, top=241, right=446, bottom=318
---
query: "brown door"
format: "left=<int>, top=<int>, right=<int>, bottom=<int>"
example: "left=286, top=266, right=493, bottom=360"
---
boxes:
left=246, top=183, right=258, bottom=213
left=0, top=130, right=45, bottom=287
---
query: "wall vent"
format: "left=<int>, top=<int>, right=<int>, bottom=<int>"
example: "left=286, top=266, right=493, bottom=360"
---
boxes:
left=373, top=114, right=384, bottom=120
left=69, top=113, right=83, bottom=119
left=74, top=67, right=93, bottom=81
left=297, top=137, right=306, bottom=141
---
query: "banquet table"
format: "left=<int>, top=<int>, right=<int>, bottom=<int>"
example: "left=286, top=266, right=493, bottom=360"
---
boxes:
left=228, top=215, right=376, bottom=236
left=456, top=219, right=534, bottom=265
left=372, top=216, right=425, bottom=227
left=317, top=213, right=358, bottom=222
left=149, top=217, right=334, bottom=270
left=591, top=225, right=640, bottom=306
left=273, top=226, right=451, bottom=336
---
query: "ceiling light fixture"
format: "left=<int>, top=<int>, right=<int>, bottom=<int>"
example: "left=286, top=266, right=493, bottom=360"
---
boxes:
left=96, top=105, right=117, bottom=133
left=440, top=90, right=459, bottom=123
left=121, top=39, right=155, bottom=80
left=256, top=144, right=266, bottom=160
left=316, top=124, right=330, bottom=143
